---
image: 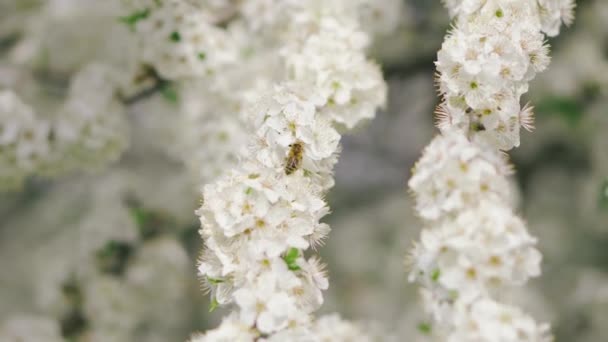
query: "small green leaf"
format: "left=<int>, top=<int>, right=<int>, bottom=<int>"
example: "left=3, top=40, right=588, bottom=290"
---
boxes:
left=288, top=263, right=301, bottom=271
left=245, top=187, right=253, bottom=195
left=130, top=207, right=148, bottom=229
left=96, top=241, right=133, bottom=276
left=209, top=298, right=219, bottom=312
left=170, top=31, right=181, bottom=42
left=431, top=269, right=441, bottom=282
left=198, top=52, right=207, bottom=60
left=128, top=205, right=172, bottom=240
left=283, top=248, right=301, bottom=271
left=284, top=248, right=299, bottom=263
left=160, top=82, right=178, bottom=103
left=417, top=322, right=432, bottom=334
left=207, top=277, right=224, bottom=285
left=119, top=9, right=150, bottom=31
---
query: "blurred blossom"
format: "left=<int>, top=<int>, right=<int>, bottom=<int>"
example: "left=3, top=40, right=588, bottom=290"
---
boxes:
left=0, top=0, right=607, bottom=341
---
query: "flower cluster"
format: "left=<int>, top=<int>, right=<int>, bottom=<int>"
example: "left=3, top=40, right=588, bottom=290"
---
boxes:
left=119, top=0, right=395, bottom=188
left=189, top=313, right=372, bottom=342
left=0, top=90, right=50, bottom=188
left=436, top=0, right=574, bottom=150
left=50, top=64, right=129, bottom=174
left=0, top=63, right=128, bottom=189
left=407, top=0, right=574, bottom=340
left=194, top=0, right=386, bottom=339
left=281, top=4, right=387, bottom=129
left=128, top=0, right=238, bottom=80
left=23, top=173, right=192, bottom=341
left=409, top=201, right=541, bottom=303
left=408, top=132, right=512, bottom=220
left=444, top=298, right=552, bottom=342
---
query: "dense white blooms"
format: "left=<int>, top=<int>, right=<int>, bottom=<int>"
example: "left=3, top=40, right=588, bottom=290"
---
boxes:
left=282, top=11, right=386, bottom=130
left=435, top=0, right=557, bottom=150
left=0, top=90, right=50, bottom=188
left=193, top=313, right=374, bottom=342
left=0, top=63, right=128, bottom=189
left=248, top=85, right=341, bottom=190
left=409, top=132, right=512, bottom=220
left=407, top=0, right=573, bottom=339
left=189, top=314, right=259, bottom=342
left=443, top=298, right=553, bottom=342
left=130, top=0, right=237, bottom=80
left=50, top=63, right=129, bottom=173
left=409, top=202, right=541, bottom=303
left=194, top=0, right=387, bottom=338
left=443, top=0, right=575, bottom=36
left=197, top=163, right=331, bottom=333
left=262, top=314, right=373, bottom=342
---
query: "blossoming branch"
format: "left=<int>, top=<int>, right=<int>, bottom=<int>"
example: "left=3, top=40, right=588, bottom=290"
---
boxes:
left=188, top=1, right=389, bottom=340
left=406, top=0, right=575, bottom=340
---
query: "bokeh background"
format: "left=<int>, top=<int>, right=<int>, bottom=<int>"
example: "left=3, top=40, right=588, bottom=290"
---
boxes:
left=0, top=0, right=607, bottom=341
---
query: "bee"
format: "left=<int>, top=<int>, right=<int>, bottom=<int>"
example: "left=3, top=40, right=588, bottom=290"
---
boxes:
left=284, top=141, right=304, bottom=175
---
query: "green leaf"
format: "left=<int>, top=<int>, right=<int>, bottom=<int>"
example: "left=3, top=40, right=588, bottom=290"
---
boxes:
left=417, top=322, right=432, bottom=334
left=170, top=31, right=181, bottom=42
left=95, top=240, right=133, bottom=276
left=128, top=205, right=172, bottom=240
left=198, top=52, right=207, bottom=60
left=284, top=248, right=298, bottom=264
left=130, top=207, right=148, bottom=228
left=119, top=9, right=150, bottom=31
left=209, top=298, right=219, bottom=312
left=207, top=277, right=224, bottom=285
left=160, top=82, right=178, bottom=103
left=283, top=248, right=301, bottom=271
left=431, top=269, right=441, bottom=282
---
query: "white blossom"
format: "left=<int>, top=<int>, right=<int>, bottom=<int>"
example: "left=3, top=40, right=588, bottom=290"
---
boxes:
left=0, top=90, right=50, bottom=188
left=435, top=0, right=555, bottom=150
left=446, top=298, right=553, bottom=342
left=51, top=63, right=129, bottom=173
left=406, top=0, right=574, bottom=339
left=538, top=0, right=576, bottom=37
left=409, top=132, right=512, bottom=220
left=189, top=314, right=258, bottom=342
left=409, top=202, right=541, bottom=302
left=194, top=0, right=387, bottom=337
left=131, top=0, right=237, bottom=80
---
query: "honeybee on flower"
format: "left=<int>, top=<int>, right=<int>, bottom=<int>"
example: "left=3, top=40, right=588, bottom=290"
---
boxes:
left=284, top=141, right=304, bottom=175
